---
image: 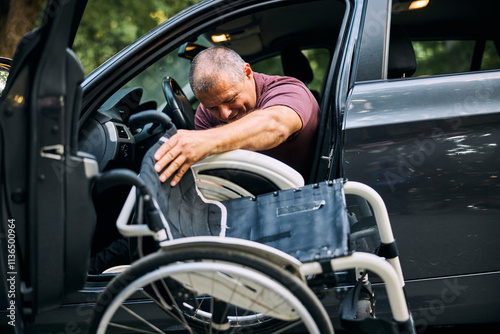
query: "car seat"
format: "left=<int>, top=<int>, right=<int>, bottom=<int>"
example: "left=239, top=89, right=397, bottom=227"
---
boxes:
left=281, top=46, right=321, bottom=101
left=388, top=25, right=416, bottom=78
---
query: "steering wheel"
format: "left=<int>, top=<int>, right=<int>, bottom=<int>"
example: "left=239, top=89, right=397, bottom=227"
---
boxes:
left=161, top=76, right=195, bottom=130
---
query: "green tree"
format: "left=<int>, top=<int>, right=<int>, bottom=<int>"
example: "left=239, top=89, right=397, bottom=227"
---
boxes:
left=0, top=0, right=46, bottom=59
left=73, top=0, right=201, bottom=75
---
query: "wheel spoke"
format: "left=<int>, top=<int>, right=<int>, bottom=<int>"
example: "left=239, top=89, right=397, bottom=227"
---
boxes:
left=156, top=278, right=196, bottom=333
left=270, top=320, right=303, bottom=334
left=140, top=288, right=195, bottom=332
left=108, top=322, right=162, bottom=334
left=118, top=304, right=166, bottom=333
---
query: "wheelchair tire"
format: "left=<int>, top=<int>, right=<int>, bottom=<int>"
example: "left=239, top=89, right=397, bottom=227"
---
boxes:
left=90, top=246, right=333, bottom=333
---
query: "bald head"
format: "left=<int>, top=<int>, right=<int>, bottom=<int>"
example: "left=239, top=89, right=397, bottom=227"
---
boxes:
left=189, top=46, right=247, bottom=96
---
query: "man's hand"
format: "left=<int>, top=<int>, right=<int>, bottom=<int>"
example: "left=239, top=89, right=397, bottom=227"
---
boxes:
left=154, top=106, right=302, bottom=186
left=154, top=129, right=213, bottom=186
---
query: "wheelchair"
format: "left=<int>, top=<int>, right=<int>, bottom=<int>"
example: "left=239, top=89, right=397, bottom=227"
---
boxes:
left=88, top=120, right=415, bottom=334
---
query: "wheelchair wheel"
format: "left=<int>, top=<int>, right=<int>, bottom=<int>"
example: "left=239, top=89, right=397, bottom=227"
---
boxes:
left=90, top=247, right=333, bottom=333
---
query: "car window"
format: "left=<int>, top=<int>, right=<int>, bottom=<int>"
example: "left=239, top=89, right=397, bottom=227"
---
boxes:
left=251, top=48, right=330, bottom=95
left=383, top=1, right=500, bottom=81
left=109, top=35, right=212, bottom=110
left=481, top=40, right=500, bottom=70
left=93, top=0, right=342, bottom=118
left=412, top=40, right=500, bottom=77
left=251, top=55, right=283, bottom=76
left=121, top=49, right=192, bottom=106
left=107, top=44, right=330, bottom=113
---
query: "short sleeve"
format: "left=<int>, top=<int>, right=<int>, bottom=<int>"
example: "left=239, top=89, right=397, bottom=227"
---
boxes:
left=194, top=105, right=223, bottom=130
left=256, top=76, right=318, bottom=130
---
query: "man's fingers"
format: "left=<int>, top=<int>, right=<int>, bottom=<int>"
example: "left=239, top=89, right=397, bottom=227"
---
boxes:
left=154, top=141, right=169, bottom=161
left=158, top=155, right=189, bottom=184
left=154, top=144, right=180, bottom=173
left=170, top=163, right=191, bottom=187
left=158, top=155, right=180, bottom=182
left=154, top=137, right=178, bottom=161
left=152, top=131, right=201, bottom=185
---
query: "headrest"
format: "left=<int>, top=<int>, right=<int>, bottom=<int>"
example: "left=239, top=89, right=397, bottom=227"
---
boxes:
left=281, top=46, right=314, bottom=84
left=388, top=26, right=416, bottom=79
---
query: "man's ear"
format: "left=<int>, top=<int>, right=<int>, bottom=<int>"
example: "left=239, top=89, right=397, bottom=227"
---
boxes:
left=243, top=63, right=253, bottom=79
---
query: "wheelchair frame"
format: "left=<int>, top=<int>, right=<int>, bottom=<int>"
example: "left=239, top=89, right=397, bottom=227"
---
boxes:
left=90, top=162, right=415, bottom=334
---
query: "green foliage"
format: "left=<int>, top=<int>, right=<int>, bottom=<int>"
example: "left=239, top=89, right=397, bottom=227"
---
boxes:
left=73, top=0, right=200, bottom=75
left=481, top=41, right=500, bottom=71
left=413, top=40, right=500, bottom=77
left=413, top=40, right=474, bottom=76
left=304, top=48, right=331, bottom=93
left=0, top=71, right=9, bottom=96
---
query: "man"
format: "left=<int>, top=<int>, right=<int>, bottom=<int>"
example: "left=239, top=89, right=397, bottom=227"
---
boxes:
left=154, top=46, right=319, bottom=185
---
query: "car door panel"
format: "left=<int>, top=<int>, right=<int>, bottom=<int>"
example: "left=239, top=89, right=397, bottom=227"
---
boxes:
left=0, top=0, right=94, bottom=321
left=344, top=72, right=500, bottom=279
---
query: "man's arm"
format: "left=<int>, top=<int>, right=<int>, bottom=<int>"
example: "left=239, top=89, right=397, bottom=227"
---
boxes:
left=154, top=105, right=302, bottom=186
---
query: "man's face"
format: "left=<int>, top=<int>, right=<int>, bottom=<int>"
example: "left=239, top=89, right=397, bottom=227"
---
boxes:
left=197, top=64, right=256, bottom=123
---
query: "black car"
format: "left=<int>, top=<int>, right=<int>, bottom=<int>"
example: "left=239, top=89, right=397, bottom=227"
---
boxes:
left=1, top=0, right=499, bottom=332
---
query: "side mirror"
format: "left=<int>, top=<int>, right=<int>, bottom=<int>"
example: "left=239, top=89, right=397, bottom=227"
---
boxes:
left=0, top=57, right=12, bottom=97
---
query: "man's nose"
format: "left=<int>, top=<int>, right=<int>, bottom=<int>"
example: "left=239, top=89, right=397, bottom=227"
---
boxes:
left=219, top=105, right=233, bottom=120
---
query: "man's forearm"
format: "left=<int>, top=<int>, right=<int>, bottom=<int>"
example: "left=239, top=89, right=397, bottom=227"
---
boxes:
left=155, top=105, right=302, bottom=185
left=209, top=106, right=302, bottom=153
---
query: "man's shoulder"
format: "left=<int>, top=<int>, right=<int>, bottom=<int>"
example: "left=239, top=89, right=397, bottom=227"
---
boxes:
left=255, top=72, right=312, bottom=102
left=254, top=72, right=304, bottom=87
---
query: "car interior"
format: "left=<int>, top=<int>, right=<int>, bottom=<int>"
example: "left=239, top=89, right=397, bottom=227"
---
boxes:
left=80, top=0, right=348, bottom=274
left=79, top=0, right=499, bottom=275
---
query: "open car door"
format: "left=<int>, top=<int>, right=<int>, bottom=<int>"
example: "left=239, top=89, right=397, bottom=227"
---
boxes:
left=0, top=0, right=96, bottom=331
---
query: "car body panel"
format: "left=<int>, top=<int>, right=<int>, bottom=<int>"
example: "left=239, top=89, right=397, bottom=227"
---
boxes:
left=0, top=0, right=95, bottom=322
left=342, top=0, right=500, bottom=323
left=344, top=72, right=500, bottom=278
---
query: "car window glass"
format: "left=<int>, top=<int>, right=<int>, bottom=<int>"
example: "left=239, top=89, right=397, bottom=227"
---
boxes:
left=412, top=40, right=500, bottom=77
left=251, top=55, right=283, bottom=76
left=412, top=40, right=474, bottom=76
left=481, top=40, right=500, bottom=71
left=251, top=48, right=330, bottom=95
left=121, top=49, right=191, bottom=106
left=105, top=35, right=212, bottom=111
left=95, top=0, right=342, bottom=115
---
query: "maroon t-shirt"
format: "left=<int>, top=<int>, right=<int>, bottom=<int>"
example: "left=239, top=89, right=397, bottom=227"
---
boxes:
left=194, top=72, right=319, bottom=180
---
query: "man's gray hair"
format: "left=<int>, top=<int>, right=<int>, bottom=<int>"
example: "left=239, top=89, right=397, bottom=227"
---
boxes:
left=189, top=46, right=247, bottom=95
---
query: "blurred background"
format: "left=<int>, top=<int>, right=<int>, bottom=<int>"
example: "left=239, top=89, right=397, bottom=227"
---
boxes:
left=0, top=0, right=200, bottom=75
left=2, top=1, right=499, bottom=78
